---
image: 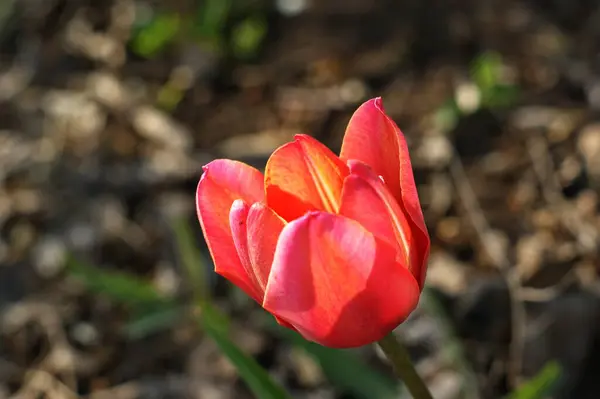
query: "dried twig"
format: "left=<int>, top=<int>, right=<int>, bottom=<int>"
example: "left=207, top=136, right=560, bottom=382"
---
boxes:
left=2, top=301, right=79, bottom=394
left=516, top=272, right=577, bottom=302
left=526, top=134, right=599, bottom=254
left=86, top=376, right=194, bottom=399
left=448, top=150, right=526, bottom=389
left=12, top=366, right=79, bottom=399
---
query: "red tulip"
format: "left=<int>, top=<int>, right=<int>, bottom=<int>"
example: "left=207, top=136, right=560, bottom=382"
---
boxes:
left=196, top=98, right=430, bottom=348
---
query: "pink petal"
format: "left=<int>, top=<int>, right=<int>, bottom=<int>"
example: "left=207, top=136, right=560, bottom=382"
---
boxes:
left=340, top=98, right=430, bottom=286
left=340, top=98, right=402, bottom=199
left=229, top=200, right=262, bottom=300
left=265, top=134, right=349, bottom=221
left=339, top=161, right=420, bottom=280
left=229, top=201, right=286, bottom=301
left=196, top=160, right=264, bottom=302
left=263, top=212, right=420, bottom=348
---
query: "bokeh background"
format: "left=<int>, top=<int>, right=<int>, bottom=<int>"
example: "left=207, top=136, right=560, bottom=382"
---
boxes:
left=1, top=0, right=600, bottom=398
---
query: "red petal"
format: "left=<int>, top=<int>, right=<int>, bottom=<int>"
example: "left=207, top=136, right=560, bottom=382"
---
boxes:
left=274, top=316, right=296, bottom=330
left=339, top=161, right=418, bottom=278
left=196, top=160, right=264, bottom=302
left=340, top=98, right=402, bottom=199
left=265, top=134, right=349, bottom=221
left=263, top=212, right=420, bottom=348
left=340, top=98, right=430, bottom=286
left=246, top=202, right=286, bottom=292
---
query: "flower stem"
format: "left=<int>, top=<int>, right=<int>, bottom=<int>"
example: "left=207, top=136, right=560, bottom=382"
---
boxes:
left=378, top=333, right=434, bottom=399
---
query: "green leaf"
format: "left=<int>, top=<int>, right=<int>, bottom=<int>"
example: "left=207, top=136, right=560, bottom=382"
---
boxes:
left=156, top=83, right=185, bottom=111
left=131, top=13, right=182, bottom=58
left=171, top=218, right=210, bottom=302
left=124, top=304, right=186, bottom=340
left=421, top=288, right=479, bottom=399
left=507, top=361, right=562, bottom=399
left=195, top=0, right=231, bottom=38
left=66, top=255, right=167, bottom=308
left=483, top=84, right=520, bottom=109
left=434, top=99, right=461, bottom=133
left=231, top=16, right=267, bottom=59
left=171, top=212, right=289, bottom=399
left=266, top=318, right=398, bottom=399
left=200, top=301, right=230, bottom=335
left=471, top=51, right=503, bottom=94
left=0, top=0, right=16, bottom=32
left=199, top=306, right=291, bottom=399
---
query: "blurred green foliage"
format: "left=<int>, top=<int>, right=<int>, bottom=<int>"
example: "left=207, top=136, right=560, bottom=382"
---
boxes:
left=267, top=317, right=399, bottom=399
left=66, top=255, right=171, bottom=309
left=435, top=51, right=520, bottom=133
left=421, top=288, right=480, bottom=399
left=200, top=308, right=291, bottom=399
left=66, top=254, right=183, bottom=339
left=0, top=0, right=15, bottom=33
left=130, top=0, right=267, bottom=59
left=231, top=16, right=267, bottom=59
left=472, top=52, right=520, bottom=109
left=172, top=217, right=210, bottom=301
left=68, top=251, right=288, bottom=398
left=130, top=12, right=182, bottom=58
left=124, top=304, right=186, bottom=339
left=507, top=361, right=562, bottom=399
left=67, top=218, right=403, bottom=398
left=194, top=0, right=231, bottom=38
left=156, top=82, right=186, bottom=111
left=472, top=52, right=503, bottom=95
left=131, top=0, right=269, bottom=110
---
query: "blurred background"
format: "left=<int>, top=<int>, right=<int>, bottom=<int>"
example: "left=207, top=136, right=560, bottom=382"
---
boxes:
left=1, top=0, right=599, bottom=398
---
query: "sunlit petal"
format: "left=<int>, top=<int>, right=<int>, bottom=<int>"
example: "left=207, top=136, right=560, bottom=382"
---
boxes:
left=340, top=98, right=430, bottom=286
left=265, top=134, right=349, bottom=221
left=196, top=160, right=264, bottom=302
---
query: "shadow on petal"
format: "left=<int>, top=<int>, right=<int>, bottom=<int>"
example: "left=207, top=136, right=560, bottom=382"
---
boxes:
left=318, top=238, right=420, bottom=348
left=263, top=212, right=420, bottom=348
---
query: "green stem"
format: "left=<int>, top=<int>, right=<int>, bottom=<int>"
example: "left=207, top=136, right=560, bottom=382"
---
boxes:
left=378, top=333, right=434, bottom=399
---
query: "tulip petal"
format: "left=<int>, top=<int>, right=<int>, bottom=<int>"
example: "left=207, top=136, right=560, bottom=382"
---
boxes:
left=340, top=98, right=430, bottom=286
left=340, top=98, right=402, bottom=199
left=196, top=160, right=264, bottom=302
left=229, top=200, right=262, bottom=300
left=229, top=201, right=286, bottom=301
left=265, top=134, right=349, bottom=221
left=339, top=161, right=417, bottom=276
left=263, top=212, right=420, bottom=348
left=246, top=202, right=286, bottom=292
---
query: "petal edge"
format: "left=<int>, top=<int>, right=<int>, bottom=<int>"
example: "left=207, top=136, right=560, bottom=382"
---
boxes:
left=340, top=98, right=430, bottom=287
left=196, top=159, right=265, bottom=302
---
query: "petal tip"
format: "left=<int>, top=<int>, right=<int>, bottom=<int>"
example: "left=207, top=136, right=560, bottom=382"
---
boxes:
left=372, top=97, right=385, bottom=112
left=230, top=198, right=247, bottom=212
left=305, top=210, right=323, bottom=219
left=293, top=133, right=315, bottom=143
left=294, top=210, right=321, bottom=223
left=201, top=159, right=221, bottom=172
left=293, top=133, right=316, bottom=143
left=249, top=201, right=267, bottom=212
left=199, top=168, right=209, bottom=184
left=346, top=159, right=372, bottom=174
left=199, top=159, right=228, bottom=179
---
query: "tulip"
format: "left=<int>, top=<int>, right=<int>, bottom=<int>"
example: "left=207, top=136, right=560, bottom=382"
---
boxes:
left=196, top=97, right=430, bottom=348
